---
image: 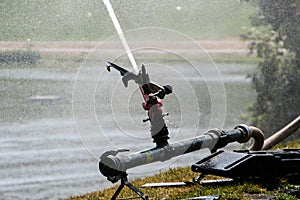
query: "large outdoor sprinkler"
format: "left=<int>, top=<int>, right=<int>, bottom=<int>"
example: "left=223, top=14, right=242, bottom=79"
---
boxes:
left=99, top=62, right=264, bottom=200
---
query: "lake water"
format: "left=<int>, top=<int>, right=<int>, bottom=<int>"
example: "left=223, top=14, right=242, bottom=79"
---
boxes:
left=0, top=58, right=256, bottom=199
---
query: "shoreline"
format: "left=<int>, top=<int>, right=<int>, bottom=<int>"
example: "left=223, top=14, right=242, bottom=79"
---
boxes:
left=0, top=38, right=249, bottom=57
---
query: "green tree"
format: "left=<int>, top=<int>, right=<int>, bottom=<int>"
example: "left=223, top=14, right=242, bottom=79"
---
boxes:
left=241, top=0, right=300, bottom=138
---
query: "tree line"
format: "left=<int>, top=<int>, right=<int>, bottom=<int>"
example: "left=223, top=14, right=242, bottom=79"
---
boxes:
left=242, top=0, right=300, bottom=139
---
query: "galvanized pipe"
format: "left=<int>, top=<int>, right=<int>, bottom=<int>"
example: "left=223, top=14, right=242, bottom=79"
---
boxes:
left=99, top=130, right=220, bottom=179
left=99, top=125, right=264, bottom=181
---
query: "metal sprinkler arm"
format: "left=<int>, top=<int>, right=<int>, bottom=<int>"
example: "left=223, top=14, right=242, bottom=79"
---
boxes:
left=106, top=61, right=139, bottom=87
left=105, top=61, right=172, bottom=97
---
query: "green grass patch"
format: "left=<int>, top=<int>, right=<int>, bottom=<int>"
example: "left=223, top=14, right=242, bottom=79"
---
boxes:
left=0, top=50, right=41, bottom=64
left=272, top=139, right=300, bottom=149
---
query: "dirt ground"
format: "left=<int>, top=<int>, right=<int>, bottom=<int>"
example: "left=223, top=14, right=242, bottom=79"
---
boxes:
left=0, top=38, right=249, bottom=57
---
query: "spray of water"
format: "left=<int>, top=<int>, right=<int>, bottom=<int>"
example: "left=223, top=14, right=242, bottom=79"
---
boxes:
left=102, top=0, right=139, bottom=73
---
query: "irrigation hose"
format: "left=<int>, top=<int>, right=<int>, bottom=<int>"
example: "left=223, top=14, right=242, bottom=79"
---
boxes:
left=262, top=115, right=300, bottom=150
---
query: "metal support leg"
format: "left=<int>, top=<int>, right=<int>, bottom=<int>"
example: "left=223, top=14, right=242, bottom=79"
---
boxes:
left=111, top=182, right=125, bottom=200
left=111, top=173, right=148, bottom=200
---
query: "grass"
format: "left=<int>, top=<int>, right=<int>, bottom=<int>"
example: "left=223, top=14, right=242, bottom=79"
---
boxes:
left=69, top=139, right=300, bottom=200
left=0, top=0, right=257, bottom=41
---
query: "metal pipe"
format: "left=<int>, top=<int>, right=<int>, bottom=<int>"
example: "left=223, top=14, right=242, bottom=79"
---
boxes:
left=262, top=115, right=300, bottom=150
left=248, top=126, right=264, bottom=150
left=99, top=125, right=264, bottom=182
left=99, top=130, right=220, bottom=179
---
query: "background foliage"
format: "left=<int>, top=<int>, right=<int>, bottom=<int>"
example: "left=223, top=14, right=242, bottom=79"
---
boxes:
left=241, top=0, right=300, bottom=138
